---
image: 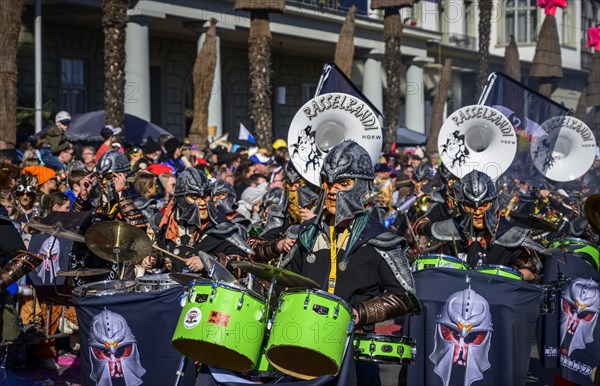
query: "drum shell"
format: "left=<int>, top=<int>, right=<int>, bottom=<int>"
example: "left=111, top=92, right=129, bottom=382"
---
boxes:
left=412, top=254, right=468, bottom=271
left=353, top=333, right=416, bottom=364
left=266, top=290, right=352, bottom=380
left=171, top=281, right=266, bottom=372
left=73, top=280, right=137, bottom=297
left=136, top=273, right=181, bottom=292
left=476, top=264, right=523, bottom=280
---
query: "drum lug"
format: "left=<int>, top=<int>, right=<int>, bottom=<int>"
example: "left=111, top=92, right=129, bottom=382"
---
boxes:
left=397, top=344, right=404, bottom=357
left=333, top=304, right=340, bottom=320
left=304, top=293, right=310, bottom=310
left=369, top=341, right=376, bottom=356
left=210, top=287, right=216, bottom=303
left=237, top=293, right=245, bottom=310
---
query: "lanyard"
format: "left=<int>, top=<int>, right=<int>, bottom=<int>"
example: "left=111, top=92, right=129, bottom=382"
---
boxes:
left=328, top=217, right=349, bottom=294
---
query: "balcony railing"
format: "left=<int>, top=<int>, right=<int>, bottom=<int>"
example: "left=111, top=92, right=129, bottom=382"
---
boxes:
left=442, top=33, right=478, bottom=51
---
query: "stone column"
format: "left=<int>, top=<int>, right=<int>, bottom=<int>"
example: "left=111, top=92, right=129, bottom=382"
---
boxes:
left=362, top=51, right=384, bottom=115
left=405, top=58, right=429, bottom=134
left=124, top=17, right=151, bottom=121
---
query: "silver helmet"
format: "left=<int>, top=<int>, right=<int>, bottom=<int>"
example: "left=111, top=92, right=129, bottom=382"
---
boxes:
left=96, top=150, right=130, bottom=179
left=174, top=167, right=212, bottom=227
left=318, top=141, right=374, bottom=226
left=211, top=179, right=237, bottom=214
left=454, top=170, right=499, bottom=235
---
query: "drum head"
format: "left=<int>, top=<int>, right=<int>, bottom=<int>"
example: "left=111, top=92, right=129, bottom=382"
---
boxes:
left=172, top=340, right=256, bottom=372
left=266, top=346, right=339, bottom=380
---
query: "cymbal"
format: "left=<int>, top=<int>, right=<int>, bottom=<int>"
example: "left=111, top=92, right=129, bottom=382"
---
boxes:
left=585, top=194, right=600, bottom=234
left=26, top=222, right=85, bottom=243
left=509, top=212, right=558, bottom=233
left=58, top=267, right=111, bottom=277
left=231, top=261, right=319, bottom=288
left=84, top=221, right=152, bottom=263
left=198, top=251, right=238, bottom=284
left=169, top=272, right=206, bottom=286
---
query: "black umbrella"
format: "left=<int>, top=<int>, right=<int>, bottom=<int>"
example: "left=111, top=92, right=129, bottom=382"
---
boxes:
left=396, top=127, right=428, bottom=146
left=40, top=110, right=171, bottom=144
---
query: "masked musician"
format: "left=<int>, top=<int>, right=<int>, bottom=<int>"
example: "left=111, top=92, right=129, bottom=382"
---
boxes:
left=429, top=170, right=541, bottom=282
left=153, top=167, right=252, bottom=273
left=245, top=161, right=318, bottom=263
left=286, top=140, right=420, bottom=337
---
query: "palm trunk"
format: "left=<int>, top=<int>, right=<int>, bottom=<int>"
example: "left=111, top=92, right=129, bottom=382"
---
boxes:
left=477, top=0, right=492, bottom=93
left=383, top=8, right=402, bottom=154
left=248, top=10, right=273, bottom=149
left=334, top=5, right=356, bottom=78
left=102, top=0, right=128, bottom=129
left=427, top=59, right=452, bottom=155
left=0, top=0, right=25, bottom=146
left=189, top=19, right=218, bottom=149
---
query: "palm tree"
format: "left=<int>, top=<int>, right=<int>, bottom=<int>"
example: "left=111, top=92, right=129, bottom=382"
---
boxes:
left=0, top=0, right=25, bottom=146
left=189, top=18, right=218, bottom=148
left=101, top=0, right=128, bottom=129
left=477, top=0, right=492, bottom=93
left=370, top=0, right=413, bottom=153
left=234, top=0, right=285, bottom=149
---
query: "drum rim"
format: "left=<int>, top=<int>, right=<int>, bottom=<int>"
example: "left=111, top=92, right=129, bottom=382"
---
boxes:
left=279, top=289, right=352, bottom=313
left=192, top=279, right=266, bottom=302
left=75, top=279, right=137, bottom=291
left=137, top=273, right=178, bottom=283
left=353, top=333, right=415, bottom=345
left=415, top=254, right=462, bottom=262
left=476, top=264, right=523, bottom=279
left=551, top=237, right=592, bottom=247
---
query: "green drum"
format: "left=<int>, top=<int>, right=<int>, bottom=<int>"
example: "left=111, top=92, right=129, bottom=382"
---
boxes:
left=353, top=334, right=416, bottom=364
left=172, top=281, right=267, bottom=372
left=411, top=254, right=468, bottom=271
left=550, top=237, right=600, bottom=271
left=476, top=264, right=522, bottom=280
left=266, top=289, right=353, bottom=380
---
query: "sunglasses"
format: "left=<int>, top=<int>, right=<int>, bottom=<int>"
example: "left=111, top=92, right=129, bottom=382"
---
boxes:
left=59, top=120, right=71, bottom=125
left=14, top=185, right=36, bottom=195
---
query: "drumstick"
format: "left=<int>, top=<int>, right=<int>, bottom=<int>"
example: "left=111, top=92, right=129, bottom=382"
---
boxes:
left=151, top=244, right=188, bottom=263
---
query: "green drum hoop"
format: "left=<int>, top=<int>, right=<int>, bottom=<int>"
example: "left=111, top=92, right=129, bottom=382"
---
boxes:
left=550, top=237, right=600, bottom=271
left=476, top=264, right=522, bottom=280
left=412, top=254, right=468, bottom=271
left=353, top=333, right=416, bottom=364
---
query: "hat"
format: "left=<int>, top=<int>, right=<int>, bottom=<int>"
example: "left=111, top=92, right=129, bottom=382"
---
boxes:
left=272, top=139, right=287, bottom=150
left=250, top=153, right=273, bottom=165
left=101, top=125, right=122, bottom=139
left=374, top=163, right=392, bottom=174
left=164, top=137, right=182, bottom=155
left=22, top=165, right=56, bottom=186
left=146, top=163, right=173, bottom=176
left=143, top=139, right=162, bottom=154
left=55, top=111, right=71, bottom=123
left=196, top=158, right=209, bottom=166
left=127, top=146, right=143, bottom=156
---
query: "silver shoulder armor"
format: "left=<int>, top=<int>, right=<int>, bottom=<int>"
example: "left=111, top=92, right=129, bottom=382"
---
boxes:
left=493, top=226, right=529, bottom=248
left=366, top=231, right=404, bottom=249
left=431, top=219, right=461, bottom=241
left=374, top=247, right=415, bottom=293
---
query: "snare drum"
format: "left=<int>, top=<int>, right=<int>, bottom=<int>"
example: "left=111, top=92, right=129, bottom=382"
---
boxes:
left=73, top=280, right=137, bottom=297
left=171, top=281, right=267, bottom=372
left=136, top=273, right=181, bottom=292
left=412, top=254, right=468, bottom=271
left=353, top=334, right=416, bottom=365
left=476, top=264, right=522, bottom=280
left=549, top=237, right=600, bottom=271
left=265, top=289, right=353, bottom=380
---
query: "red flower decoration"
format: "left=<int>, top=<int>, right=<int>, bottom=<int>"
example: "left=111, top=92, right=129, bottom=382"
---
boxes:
left=537, top=0, right=567, bottom=16
left=588, top=26, right=600, bottom=50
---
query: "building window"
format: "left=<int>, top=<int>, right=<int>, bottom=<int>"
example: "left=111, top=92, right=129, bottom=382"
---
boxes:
left=560, top=7, right=574, bottom=47
left=504, top=0, right=538, bottom=44
left=60, top=58, right=86, bottom=115
left=302, top=83, right=317, bottom=102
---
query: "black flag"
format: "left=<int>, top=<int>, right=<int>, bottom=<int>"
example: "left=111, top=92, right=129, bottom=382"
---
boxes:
left=74, top=287, right=196, bottom=386
left=406, top=268, right=543, bottom=386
